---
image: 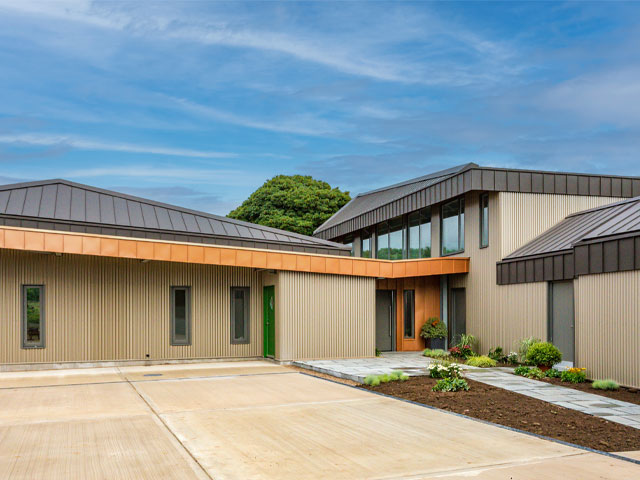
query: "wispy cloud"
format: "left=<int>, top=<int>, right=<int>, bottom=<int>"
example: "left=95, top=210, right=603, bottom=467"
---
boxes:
left=0, top=133, right=235, bottom=159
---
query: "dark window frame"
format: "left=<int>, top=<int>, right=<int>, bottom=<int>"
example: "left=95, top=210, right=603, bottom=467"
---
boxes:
left=440, top=197, right=465, bottom=256
left=479, top=193, right=489, bottom=249
left=407, top=207, right=432, bottom=259
left=231, top=287, right=250, bottom=345
left=403, top=289, right=415, bottom=339
left=22, top=284, right=45, bottom=349
left=170, top=286, right=191, bottom=346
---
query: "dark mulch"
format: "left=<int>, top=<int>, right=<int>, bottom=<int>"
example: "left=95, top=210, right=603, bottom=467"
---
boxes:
left=361, top=376, right=640, bottom=452
left=538, top=376, right=640, bottom=406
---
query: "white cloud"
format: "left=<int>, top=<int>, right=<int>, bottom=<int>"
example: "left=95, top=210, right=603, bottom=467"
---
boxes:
left=0, top=133, right=235, bottom=159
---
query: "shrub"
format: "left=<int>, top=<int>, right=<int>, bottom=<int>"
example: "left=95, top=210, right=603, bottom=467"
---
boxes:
left=545, top=368, right=562, bottom=378
left=379, top=373, right=392, bottom=383
left=449, top=345, right=473, bottom=359
left=466, top=355, right=497, bottom=368
left=506, top=351, right=519, bottom=365
left=517, top=336, right=541, bottom=362
left=420, top=317, right=448, bottom=339
left=514, top=365, right=543, bottom=379
left=514, top=365, right=531, bottom=377
left=432, top=377, right=469, bottom=392
left=423, top=348, right=449, bottom=359
left=364, top=375, right=380, bottom=386
left=526, top=342, right=562, bottom=367
left=488, top=347, right=504, bottom=362
left=375, top=348, right=382, bottom=357
left=561, top=367, right=587, bottom=384
left=592, top=379, right=619, bottom=391
left=389, top=370, right=409, bottom=381
left=428, top=361, right=462, bottom=379
left=457, top=333, right=477, bottom=350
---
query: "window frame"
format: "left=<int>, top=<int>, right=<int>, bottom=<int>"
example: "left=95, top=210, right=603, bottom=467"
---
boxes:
left=479, top=193, right=489, bottom=249
left=230, top=286, right=250, bottom=345
left=440, top=197, right=465, bottom=256
left=22, top=284, right=45, bottom=349
left=170, top=286, right=191, bottom=346
left=403, top=289, right=415, bottom=339
left=407, top=207, right=431, bottom=259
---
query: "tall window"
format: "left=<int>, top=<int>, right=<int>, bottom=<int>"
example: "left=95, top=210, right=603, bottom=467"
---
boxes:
left=408, top=208, right=431, bottom=258
left=441, top=198, right=465, bottom=255
left=480, top=193, right=489, bottom=248
left=343, top=235, right=354, bottom=256
left=231, top=287, right=250, bottom=344
left=403, top=290, right=415, bottom=338
left=171, top=286, right=191, bottom=346
left=361, top=232, right=371, bottom=258
left=376, top=221, right=390, bottom=259
left=22, top=285, right=44, bottom=348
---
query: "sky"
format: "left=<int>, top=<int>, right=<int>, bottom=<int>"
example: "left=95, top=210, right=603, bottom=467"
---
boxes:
left=1, top=1, right=639, bottom=215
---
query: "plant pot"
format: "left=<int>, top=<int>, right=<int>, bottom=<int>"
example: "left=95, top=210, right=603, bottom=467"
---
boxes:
left=538, top=365, right=551, bottom=372
left=427, top=338, right=446, bottom=350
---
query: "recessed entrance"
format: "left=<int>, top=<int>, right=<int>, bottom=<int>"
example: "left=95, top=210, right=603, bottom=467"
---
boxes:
left=375, top=290, right=396, bottom=351
left=549, top=281, right=575, bottom=364
left=263, top=286, right=275, bottom=358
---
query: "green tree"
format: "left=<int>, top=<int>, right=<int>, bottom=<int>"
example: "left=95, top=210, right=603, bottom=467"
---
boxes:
left=228, top=175, right=350, bottom=236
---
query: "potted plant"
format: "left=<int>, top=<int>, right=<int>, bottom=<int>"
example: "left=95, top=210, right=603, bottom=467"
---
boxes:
left=420, top=317, right=447, bottom=350
left=525, top=342, right=562, bottom=372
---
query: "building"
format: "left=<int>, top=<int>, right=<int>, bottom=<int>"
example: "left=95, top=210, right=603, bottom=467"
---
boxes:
left=314, top=163, right=640, bottom=387
left=0, top=179, right=467, bottom=369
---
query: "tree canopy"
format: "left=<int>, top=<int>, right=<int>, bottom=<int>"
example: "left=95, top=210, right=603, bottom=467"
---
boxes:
left=227, top=175, right=351, bottom=236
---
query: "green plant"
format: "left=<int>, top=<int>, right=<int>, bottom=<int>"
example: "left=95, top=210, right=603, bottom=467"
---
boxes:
left=545, top=368, right=562, bottom=378
left=514, top=365, right=531, bottom=377
left=375, top=348, right=382, bottom=357
left=432, top=377, right=469, bottom=392
left=428, top=361, right=462, bottom=379
left=423, top=348, right=450, bottom=359
left=526, top=342, right=562, bottom=367
left=561, top=367, right=587, bottom=384
left=364, top=375, right=380, bottom=386
left=526, top=367, right=545, bottom=379
left=420, top=317, right=448, bottom=339
left=379, top=373, right=392, bottom=383
left=457, top=333, right=477, bottom=350
left=488, top=347, right=504, bottom=362
left=506, top=351, right=519, bottom=364
left=592, top=379, right=619, bottom=390
left=517, top=336, right=541, bottom=362
left=449, top=345, right=473, bottom=359
left=466, top=355, right=497, bottom=368
left=389, top=370, right=409, bottom=381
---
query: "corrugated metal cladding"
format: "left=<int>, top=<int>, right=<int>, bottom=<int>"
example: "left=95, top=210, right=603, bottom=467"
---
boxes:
left=315, top=166, right=640, bottom=241
left=450, top=192, right=622, bottom=354
left=0, top=249, right=263, bottom=364
left=575, top=271, right=640, bottom=388
left=0, top=179, right=349, bottom=255
left=274, top=271, right=376, bottom=360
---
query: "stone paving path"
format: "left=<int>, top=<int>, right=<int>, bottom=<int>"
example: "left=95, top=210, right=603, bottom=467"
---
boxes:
left=295, top=352, right=640, bottom=430
left=464, top=369, right=640, bottom=429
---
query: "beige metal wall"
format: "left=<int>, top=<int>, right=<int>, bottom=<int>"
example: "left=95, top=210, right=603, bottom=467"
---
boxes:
left=575, top=271, right=640, bottom=388
left=274, top=271, right=376, bottom=360
left=0, top=249, right=263, bottom=364
left=449, top=192, right=623, bottom=354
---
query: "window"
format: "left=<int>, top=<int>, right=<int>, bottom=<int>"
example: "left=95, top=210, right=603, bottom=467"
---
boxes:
left=403, top=290, right=415, bottom=338
left=441, top=198, right=465, bottom=255
left=480, top=193, right=489, bottom=248
left=170, top=287, right=191, bottom=346
left=361, top=232, right=371, bottom=258
left=408, top=208, right=431, bottom=258
left=22, top=285, right=44, bottom=348
left=376, top=221, right=390, bottom=259
left=388, top=217, right=404, bottom=260
left=231, top=287, right=250, bottom=344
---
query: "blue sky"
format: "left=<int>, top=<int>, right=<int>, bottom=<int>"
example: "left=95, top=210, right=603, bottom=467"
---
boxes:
left=1, top=1, right=639, bottom=215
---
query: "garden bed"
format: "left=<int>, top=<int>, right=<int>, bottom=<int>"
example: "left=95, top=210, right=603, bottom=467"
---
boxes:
left=538, top=377, right=640, bottom=406
left=361, top=376, right=640, bottom=452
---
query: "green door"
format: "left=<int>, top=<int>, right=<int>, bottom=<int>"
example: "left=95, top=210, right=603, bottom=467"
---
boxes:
left=263, top=286, right=275, bottom=357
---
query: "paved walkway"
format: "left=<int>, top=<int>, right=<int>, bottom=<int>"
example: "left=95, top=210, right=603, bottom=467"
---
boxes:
left=465, top=369, right=640, bottom=429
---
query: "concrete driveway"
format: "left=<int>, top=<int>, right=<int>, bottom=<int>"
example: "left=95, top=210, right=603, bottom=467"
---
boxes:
left=0, top=361, right=637, bottom=479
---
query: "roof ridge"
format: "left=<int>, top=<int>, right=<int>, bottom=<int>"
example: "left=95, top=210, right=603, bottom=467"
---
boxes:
left=0, top=179, right=348, bottom=249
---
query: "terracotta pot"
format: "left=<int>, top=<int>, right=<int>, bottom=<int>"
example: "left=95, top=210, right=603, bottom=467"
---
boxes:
left=538, top=365, right=551, bottom=372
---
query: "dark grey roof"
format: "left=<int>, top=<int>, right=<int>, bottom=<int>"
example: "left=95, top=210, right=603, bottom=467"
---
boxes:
left=0, top=179, right=350, bottom=255
left=505, top=197, right=640, bottom=260
left=497, top=197, right=640, bottom=285
left=314, top=164, right=640, bottom=240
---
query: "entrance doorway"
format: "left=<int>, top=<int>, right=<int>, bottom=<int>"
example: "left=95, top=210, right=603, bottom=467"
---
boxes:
left=263, top=286, right=275, bottom=358
left=375, top=290, right=395, bottom=351
left=449, top=288, right=466, bottom=345
left=549, top=281, right=575, bottom=363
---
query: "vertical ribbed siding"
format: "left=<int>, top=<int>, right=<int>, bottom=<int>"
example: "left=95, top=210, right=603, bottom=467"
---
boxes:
left=575, top=272, right=640, bottom=388
left=450, top=192, right=623, bottom=354
left=275, top=271, right=375, bottom=360
left=0, top=249, right=262, bottom=364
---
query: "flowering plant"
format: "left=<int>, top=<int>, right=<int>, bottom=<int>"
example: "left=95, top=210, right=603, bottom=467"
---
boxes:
left=561, top=367, right=587, bottom=384
left=449, top=345, right=473, bottom=359
left=428, top=362, right=462, bottom=379
left=420, top=317, right=447, bottom=339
